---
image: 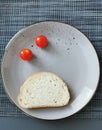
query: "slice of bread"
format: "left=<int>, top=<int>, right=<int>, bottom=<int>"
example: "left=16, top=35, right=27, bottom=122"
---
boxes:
left=18, top=72, right=70, bottom=108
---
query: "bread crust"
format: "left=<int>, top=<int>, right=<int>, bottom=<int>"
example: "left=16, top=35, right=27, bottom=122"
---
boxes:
left=18, top=71, right=70, bottom=108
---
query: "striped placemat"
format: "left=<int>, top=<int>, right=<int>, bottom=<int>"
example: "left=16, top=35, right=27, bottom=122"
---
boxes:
left=0, top=0, right=102, bottom=119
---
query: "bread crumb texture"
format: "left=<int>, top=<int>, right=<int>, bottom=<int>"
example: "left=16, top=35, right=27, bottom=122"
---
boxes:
left=18, top=72, right=70, bottom=108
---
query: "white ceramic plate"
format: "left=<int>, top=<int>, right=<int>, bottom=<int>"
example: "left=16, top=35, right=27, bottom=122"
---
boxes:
left=1, top=21, right=100, bottom=120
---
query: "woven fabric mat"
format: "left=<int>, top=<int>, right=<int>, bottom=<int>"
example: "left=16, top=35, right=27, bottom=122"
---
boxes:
left=0, top=0, right=102, bottom=119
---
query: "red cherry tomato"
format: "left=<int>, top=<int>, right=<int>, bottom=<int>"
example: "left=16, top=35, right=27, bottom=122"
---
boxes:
left=35, top=35, right=48, bottom=48
left=19, top=48, right=33, bottom=60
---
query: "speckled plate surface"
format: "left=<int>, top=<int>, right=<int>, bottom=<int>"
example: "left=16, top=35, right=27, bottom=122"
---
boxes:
left=1, top=21, right=100, bottom=120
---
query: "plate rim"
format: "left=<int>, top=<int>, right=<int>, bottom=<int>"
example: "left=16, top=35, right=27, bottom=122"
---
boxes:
left=1, top=20, right=100, bottom=120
